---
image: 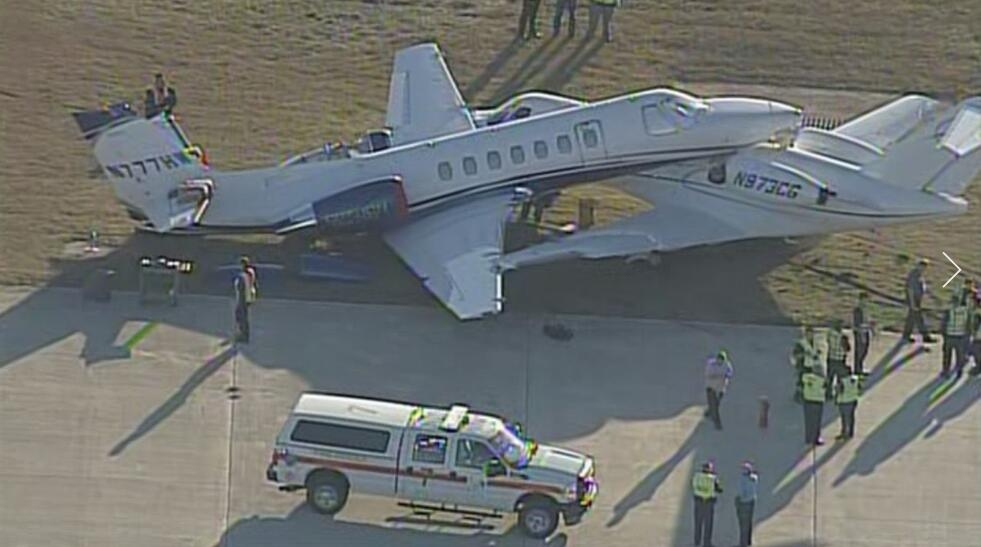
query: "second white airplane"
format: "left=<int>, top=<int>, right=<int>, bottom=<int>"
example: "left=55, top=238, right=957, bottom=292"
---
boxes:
left=74, top=43, right=800, bottom=319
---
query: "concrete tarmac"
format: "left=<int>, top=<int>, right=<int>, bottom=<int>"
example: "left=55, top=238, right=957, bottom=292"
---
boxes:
left=0, top=287, right=978, bottom=547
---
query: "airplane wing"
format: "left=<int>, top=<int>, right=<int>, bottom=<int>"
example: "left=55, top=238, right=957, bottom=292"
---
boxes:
left=834, top=95, right=939, bottom=149
left=385, top=43, right=475, bottom=146
left=383, top=192, right=517, bottom=320
left=499, top=195, right=741, bottom=270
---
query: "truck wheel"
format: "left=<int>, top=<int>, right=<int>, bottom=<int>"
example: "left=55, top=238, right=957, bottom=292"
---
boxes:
left=518, top=499, right=559, bottom=539
left=306, top=471, right=349, bottom=515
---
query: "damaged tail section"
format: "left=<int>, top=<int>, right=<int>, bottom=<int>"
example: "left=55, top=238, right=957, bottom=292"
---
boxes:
left=73, top=103, right=211, bottom=231
left=861, top=97, right=981, bottom=196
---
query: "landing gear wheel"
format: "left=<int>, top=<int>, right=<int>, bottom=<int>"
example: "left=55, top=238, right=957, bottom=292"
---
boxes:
left=306, top=472, right=349, bottom=515
left=519, top=501, right=559, bottom=539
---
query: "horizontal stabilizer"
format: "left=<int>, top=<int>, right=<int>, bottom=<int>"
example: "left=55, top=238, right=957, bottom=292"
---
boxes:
left=861, top=97, right=981, bottom=195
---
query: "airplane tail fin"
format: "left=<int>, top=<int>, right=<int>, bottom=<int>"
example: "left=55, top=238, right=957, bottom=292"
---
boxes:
left=861, top=97, right=981, bottom=196
left=73, top=103, right=211, bottom=231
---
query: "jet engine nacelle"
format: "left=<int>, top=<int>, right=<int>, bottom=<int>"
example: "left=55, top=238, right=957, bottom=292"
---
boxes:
left=312, top=177, right=408, bottom=233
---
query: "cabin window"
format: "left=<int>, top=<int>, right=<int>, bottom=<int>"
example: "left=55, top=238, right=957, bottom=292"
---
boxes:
left=510, top=145, right=526, bottom=165
left=438, top=161, right=453, bottom=181
left=708, top=163, right=726, bottom=184
left=290, top=420, right=391, bottom=453
left=581, top=128, right=599, bottom=148
left=463, top=156, right=478, bottom=176
left=533, top=140, right=548, bottom=159
left=556, top=135, right=572, bottom=154
left=412, top=434, right=448, bottom=464
left=456, top=439, right=497, bottom=469
left=642, top=104, right=676, bottom=135
left=487, top=150, right=502, bottom=170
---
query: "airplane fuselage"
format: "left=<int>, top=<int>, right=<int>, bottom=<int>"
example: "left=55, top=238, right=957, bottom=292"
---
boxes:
left=200, top=89, right=800, bottom=230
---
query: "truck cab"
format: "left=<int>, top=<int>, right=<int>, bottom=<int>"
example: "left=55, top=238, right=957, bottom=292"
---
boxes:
left=266, top=393, right=598, bottom=539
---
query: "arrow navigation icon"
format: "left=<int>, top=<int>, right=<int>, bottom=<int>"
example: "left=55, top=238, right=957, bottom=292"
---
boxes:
left=942, top=252, right=962, bottom=288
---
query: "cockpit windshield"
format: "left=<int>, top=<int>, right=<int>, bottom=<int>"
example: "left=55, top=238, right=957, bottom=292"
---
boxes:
left=486, top=423, right=536, bottom=468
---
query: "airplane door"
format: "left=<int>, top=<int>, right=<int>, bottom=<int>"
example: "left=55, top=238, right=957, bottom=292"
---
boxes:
left=575, top=120, right=607, bottom=163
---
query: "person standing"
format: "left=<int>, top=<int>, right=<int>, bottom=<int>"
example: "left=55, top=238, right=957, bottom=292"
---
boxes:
left=147, top=73, right=178, bottom=117
left=801, top=368, right=827, bottom=446
left=791, top=326, right=821, bottom=402
left=517, top=0, right=543, bottom=40
left=852, top=292, right=872, bottom=375
left=835, top=367, right=862, bottom=440
left=940, top=291, right=971, bottom=378
left=969, top=288, right=981, bottom=377
left=692, top=461, right=723, bottom=547
left=552, top=0, right=577, bottom=37
left=704, top=350, right=733, bottom=430
left=586, top=0, right=619, bottom=42
left=901, top=259, right=935, bottom=344
left=825, top=320, right=851, bottom=397
left=234, top=256, right=258, bottom=344
left=735, top=461, right=759, bottom=547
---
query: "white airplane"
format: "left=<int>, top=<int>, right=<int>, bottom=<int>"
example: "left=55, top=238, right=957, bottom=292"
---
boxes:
left=500, top=94, right=981, bottom=269
left=73, top=43, right=800, bottom=320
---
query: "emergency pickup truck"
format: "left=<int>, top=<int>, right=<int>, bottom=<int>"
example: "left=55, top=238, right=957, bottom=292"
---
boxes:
left=266, top=393, right=598, bottom=538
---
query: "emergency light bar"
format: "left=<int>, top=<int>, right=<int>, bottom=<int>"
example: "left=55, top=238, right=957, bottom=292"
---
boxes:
left=440, top=405, right=470, bottom=432
left=140, top=256, right=194, bottom=273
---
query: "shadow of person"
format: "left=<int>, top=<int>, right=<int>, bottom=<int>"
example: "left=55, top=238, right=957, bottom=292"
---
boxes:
left=489, top=36, right=570, bottom=105
left=463, top=39, right=523, bottom=99
left=540, top=38, right=604, bottom=91
left=216, top=504, right=568, bottom=547
left=831, top=375, right=977, bottom=487
left=108, top=345, right=237, bottom=456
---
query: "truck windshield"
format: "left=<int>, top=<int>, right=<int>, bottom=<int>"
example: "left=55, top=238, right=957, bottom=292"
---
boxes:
left=488, top=426, right=535, bottom=468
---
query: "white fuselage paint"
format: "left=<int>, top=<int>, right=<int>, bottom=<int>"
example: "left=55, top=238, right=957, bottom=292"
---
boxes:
left=201, top=89, right=800, bottom=228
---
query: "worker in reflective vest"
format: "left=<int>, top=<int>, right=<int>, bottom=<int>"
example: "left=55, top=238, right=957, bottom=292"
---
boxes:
left=801, top=371, right=828, bottom=446
left=691, top=461, right=723, bottom=547
left=940, top=293, right=971, bottom=378
left=969, top=284, right=981, bottom=377
left=825, top=320, right=851, bottom=398
left=835, top=369, right=862, bottom=440
left=791, top=326, right=821, bottom=402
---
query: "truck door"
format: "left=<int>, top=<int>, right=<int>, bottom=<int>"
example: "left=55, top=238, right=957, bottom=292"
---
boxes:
left=442, top=438, right=515, bottom=512
left=574, top=120, right=607, bottom=163
left=397, top=432, right=460, bottom=503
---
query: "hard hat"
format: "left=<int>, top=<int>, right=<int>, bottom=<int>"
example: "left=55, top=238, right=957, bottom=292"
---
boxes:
left=918, top=258, right=930, bottom=266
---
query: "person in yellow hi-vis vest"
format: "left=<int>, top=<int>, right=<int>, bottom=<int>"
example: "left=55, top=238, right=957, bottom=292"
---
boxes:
left=801, top=369, right=828, bottom=446
left=835, top=368, right=862, bottom=441
left=940, top=291, right=971, bottom=378
left=691, top=461, right=723, bottom=547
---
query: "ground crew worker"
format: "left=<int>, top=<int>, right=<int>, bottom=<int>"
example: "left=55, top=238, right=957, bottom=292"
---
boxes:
left=516, top=0, right=543, bottom=40
left=692, top=461, right=722, bottom=547
left=901, top=258, right=935, bottom=344
left=825, top=320, right=851, bottom=397
left=791, top=326, right=821, bottom=402
left=735, top=461, right=758, bottom=547
left=835, top=367, right=862, bottom=440
left=801, top=368, right=828, bottom=446
left=234, top=256, right=258, bottom=344
left=552, top=0, right=577, bottom=37
left=969, top=289, right=981, bottom=377
left=146, top=73, right=177, bottom=118
left=704, top=350, right=733, bottom=430
left=940, top=291, right=971, bottom=378
left=852, top=292, right=872, bottom=375
left=586, top=0, right=618, bottom=43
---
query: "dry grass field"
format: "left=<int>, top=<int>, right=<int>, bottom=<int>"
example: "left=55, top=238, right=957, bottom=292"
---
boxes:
left=1, top=0, right=979, bottom=326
